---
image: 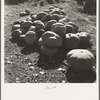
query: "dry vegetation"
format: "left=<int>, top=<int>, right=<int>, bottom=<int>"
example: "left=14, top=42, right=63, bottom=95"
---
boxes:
left=4, top=0, right=96, bottom=83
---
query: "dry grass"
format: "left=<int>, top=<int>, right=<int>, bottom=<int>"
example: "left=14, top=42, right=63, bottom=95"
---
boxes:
left=4, top=0, right=96, bottom=83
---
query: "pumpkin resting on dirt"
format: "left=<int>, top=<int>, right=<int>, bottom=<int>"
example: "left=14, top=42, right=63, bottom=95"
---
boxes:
left=11, top=29, right=22, bottom=39
left=51, top=22, right=66, bottom=35
left=66, top=49, right=95, bottom=71
left=42, top=31, right=63, bottom=47
left=25, top=31, right=38, bottom=45
left=77, top=32, right=90, bottom=43
left=41, top=45, right=59, bottom=56
left=45, top=20, right=57, bottom=31
left=68, top=22, right=79, bottom=33
left=64, top=33, right=80, bottom=50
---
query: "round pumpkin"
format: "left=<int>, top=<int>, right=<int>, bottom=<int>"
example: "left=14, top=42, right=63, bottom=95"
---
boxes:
left=31, top=14, right=37, bottom=22
left=12, top=24, right=21, bottom=31
left=18, top=34, right=26, bottom=43
left=19, top=28, right=27, bottom=34
left=64, top=33, right=80, bottom=50
left=42, top=31, right=57, bottom=43
left=20, top=12, right=27, bottom=16
left=66, top=49, right=95, bottom=71
left=13, top=20, right=21, bottom=25
left=51, top=10, right=61, bottom=15
left=65, top=24, right=75, bottom=33
left=36, top=12, right=48, bottom=20
left=51, top=23, right=66, bottom=35
left=25, top=9, right=30, bottom=15
left=41, top=14, right=51, bottom=22
left=25, top=31, right=38, bottom=45
left=51, top=14, right=60, bottom=22
left=45, top=20, right=57, bottom=31
left=28, top=25, right=36, bottom=32
left=46, top=36, right=58, bottom=47
left=38, top=37, right=45, bottom=47
left=34, top=20, right=45, bottom=30
left=41, top=45, right=59, bottom=56
left=77, top=32, right=90, bottom=43
left=60, top=9, right=66, bottom=15
left=68, top=22, right=79, bottom=33
left=22, top=21, right=32, bottom=28
left=11, top=29, right=22, bottom=39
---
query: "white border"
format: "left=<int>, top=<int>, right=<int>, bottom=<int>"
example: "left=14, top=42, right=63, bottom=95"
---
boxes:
left=1, top=0, right=99, bottom=100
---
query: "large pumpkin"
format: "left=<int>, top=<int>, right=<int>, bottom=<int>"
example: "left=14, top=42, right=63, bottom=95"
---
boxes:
left=45, top=20, right=57, bottom=31
left=65, top=24, right=75, bottom=33
left=34, top=20, right=45, bottom=30
left=42, top=31, right=63, bottom=47
left=36, top=12, right=48, bottom=20
left=51, top=23, right=66, bottom=35
left=11, top=29, right=22, bottom=39
left=25, top=31, right=38, bottom=45
left=41, top=14, right=51, bottom=22
left=68, top=22, right=79, bottom=33
left=22, top=21, right=32, bottom=28
left=38, top=37, right=45, bottom=47
left=12, top=24, right=21, bottom=31
left=41, top=45, right=59, bottom=56
left=66, top=49, right=95, bottom=71
left=64, top=33, right=80, bottom=50
left=51, top=14, right=60, bottom=22
left=77, top=32, right=90, bottom=43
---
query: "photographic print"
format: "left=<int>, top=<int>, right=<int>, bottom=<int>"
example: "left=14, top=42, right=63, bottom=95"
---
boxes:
left=4, top=0, right=97, bottom=83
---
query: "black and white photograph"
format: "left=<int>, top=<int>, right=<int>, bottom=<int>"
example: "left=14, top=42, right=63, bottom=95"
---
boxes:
left=4, top=0, right=97, bottom=83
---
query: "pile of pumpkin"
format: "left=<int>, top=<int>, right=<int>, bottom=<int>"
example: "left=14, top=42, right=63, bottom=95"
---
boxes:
left=10, top=6, right=95, bottom=72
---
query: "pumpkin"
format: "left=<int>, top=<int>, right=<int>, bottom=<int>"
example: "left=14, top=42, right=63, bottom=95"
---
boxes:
left=22, top=21, right=32, bottom=28
left=68, top=22, right=79, bottom=33
left=51, top=23, right=66, bottom=35
left=41, top=45, right=59, bottom=56
left=41, top=14, right=51, bottom=22
left=19, top=28, right=27, bottom=34
left=38, top=37, right=45, bottom=47
left=34, top=20, right=45, bottom=30
left=25, top=31, right=38, bottom=45
left=45, top=20, right=57, bottom=31
left=18, top=34, right=26, bottom=43
left=46, top=35, right=63, bottom=47
left=42, top=31, right=57, bottom=43
left=64, top=33, right=80, bottom=50
left=35, top=29, right=45, bottom=37
left=51, top=14, right=60, bottom=21
left=51, top=10, right=61, bottom=15
left=28, top=25, right=36, bottom=32
left=13, top=20, right=21, bottom=25
left=60, top=9, right=66, bottom=15
left=77, top=32, right=90, bottom=43
left=46, top=36, right=58, bottom=47
left=20, top=12, right=27, bottom=16
left=12, top=24, right=21, bottom=31
left=65, top=24, right=75, bottom=33
left=25, top=9, right=30, bottom=15
left=11, top=29, right=22, bottom=39
left=36, top=12, right=48, bottom=20
left=66, top=49, right=95, bottom=71
left=31, top=14, right=37, bottom=22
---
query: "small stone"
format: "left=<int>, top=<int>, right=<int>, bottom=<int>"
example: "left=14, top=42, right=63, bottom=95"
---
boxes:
left=25, top=58, right=29, bottom=63
left=29, top=66, right=35, bottom=70
left=39, top=71, right=45, bottom=74
left=6, top=60, right=11, bottom=64
left=28, top=62, right=32, bottom=66
left=57, top=68, right=66, bottom=71
left=33, top=73, right=38, bottom=77
left=62, top=80, right=66, bottom=83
